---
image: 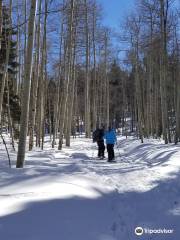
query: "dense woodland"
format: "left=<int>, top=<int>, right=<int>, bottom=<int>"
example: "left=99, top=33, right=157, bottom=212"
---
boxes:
left=0, top=0, right=180, bottom=168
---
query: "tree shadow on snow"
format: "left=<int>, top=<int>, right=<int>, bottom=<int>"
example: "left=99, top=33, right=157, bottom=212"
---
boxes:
left=0, top=161, right=84, bottom=189
left=0, top=172, right=180, bottom=240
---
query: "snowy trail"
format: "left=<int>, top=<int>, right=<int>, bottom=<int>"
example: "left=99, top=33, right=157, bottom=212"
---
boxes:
left=0, top=136, right=180, bottom=239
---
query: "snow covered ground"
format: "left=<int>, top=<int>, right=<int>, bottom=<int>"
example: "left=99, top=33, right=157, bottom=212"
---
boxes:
left=0, top=135, right=180, bottom=240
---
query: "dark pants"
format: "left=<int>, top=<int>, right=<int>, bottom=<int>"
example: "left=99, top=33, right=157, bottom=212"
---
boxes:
left=97, top=141, right=105, bottom=157
left=107, top=144, right=114, bottom=161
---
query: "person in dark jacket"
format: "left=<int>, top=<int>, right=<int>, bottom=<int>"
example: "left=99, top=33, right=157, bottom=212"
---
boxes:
left=104, top=126, right=117, bottom=162
left=93, top=125, right=105, bottom=159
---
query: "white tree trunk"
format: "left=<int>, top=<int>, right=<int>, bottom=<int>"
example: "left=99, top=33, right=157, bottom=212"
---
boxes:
left=16, top=0, right=37, bottom=168
left=84, top=0, right=91, bottom=138
left=58, top=0, right=75, bottom=150
left=29, top=0, right=41, bottom=150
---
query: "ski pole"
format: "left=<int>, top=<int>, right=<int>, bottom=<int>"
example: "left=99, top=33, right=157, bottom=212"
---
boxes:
left=116, top=142, right=121, bottom=158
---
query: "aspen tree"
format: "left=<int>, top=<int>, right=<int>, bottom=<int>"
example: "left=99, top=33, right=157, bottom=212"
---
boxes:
left=92, top=2, right=97, bottom=130
left=174, top=26, right=180, bottom=143
left=6, top=74, right=15, bottom=150
left=65, top=37, right=76, bottom=146
left=84, top=0, right=91, bottom=138
left=58, top=0, right=75, bottom=150
left=159, top=0, right=169, bottom=143
left=16, top=0, right=37, bottom=168
left=40, top=0, right=48, bottom=149
left=52, top=21, right=64, bottom=148
left=29, top=0, right=41, bottom=150
left=104, top=30, right=109, bottom=128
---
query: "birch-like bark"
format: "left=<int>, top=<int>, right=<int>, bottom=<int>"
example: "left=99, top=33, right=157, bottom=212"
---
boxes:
left=52, top=21, right=64, bottom=148
left=84, top=0, right=91, bottom=138
left=29, top=0, right=41, bottom=150
left=41, top=0, right=48, bottom=149
left=146, top=14, right=154, bottom=136
left=6, top=74, right=15, bottom=151
left=65, top=42, right=76, bottom=146
left=92, top=4, right=97, bottom=130
left=58, top=0, right=75, bottom=150
left=24, top=0, right=27, bottom=57
left=16, top=0, right=37, bottom=168
left=36, top=0, right=47, bottom=149
left=104, top=32, right=109, bottom=128
left=134, top=33, right=144, bottom=143
left=159, top=0, right=168, bottom=143
left=175, top=28, right=180, bottom=143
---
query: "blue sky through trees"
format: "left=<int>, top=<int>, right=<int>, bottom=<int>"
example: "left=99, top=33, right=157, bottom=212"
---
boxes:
left=98, top=0, right=135, bottom=30
left=97, top=0, right=135, bottom=62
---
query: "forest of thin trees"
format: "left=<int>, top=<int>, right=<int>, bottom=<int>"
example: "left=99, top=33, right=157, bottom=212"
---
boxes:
left=0, top=0, right=179, bottom=168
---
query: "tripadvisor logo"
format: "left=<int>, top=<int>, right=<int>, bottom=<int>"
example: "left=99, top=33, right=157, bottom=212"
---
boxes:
left=135, top=227, right=144, bottom=236
left=134, top=226, right=174, bottom=236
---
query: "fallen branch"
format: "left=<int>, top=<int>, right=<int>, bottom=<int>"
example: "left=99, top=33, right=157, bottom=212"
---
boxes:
left=0, top=131, right=11, bottom=168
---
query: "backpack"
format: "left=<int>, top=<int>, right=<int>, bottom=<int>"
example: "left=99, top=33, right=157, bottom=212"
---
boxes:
left=93, top=129, right=104, bottom=142
left=93, top=129, right=99, bottom=142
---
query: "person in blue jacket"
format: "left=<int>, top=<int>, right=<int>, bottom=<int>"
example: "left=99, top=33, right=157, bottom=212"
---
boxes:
left=104, top=126, right=117, bottom=162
